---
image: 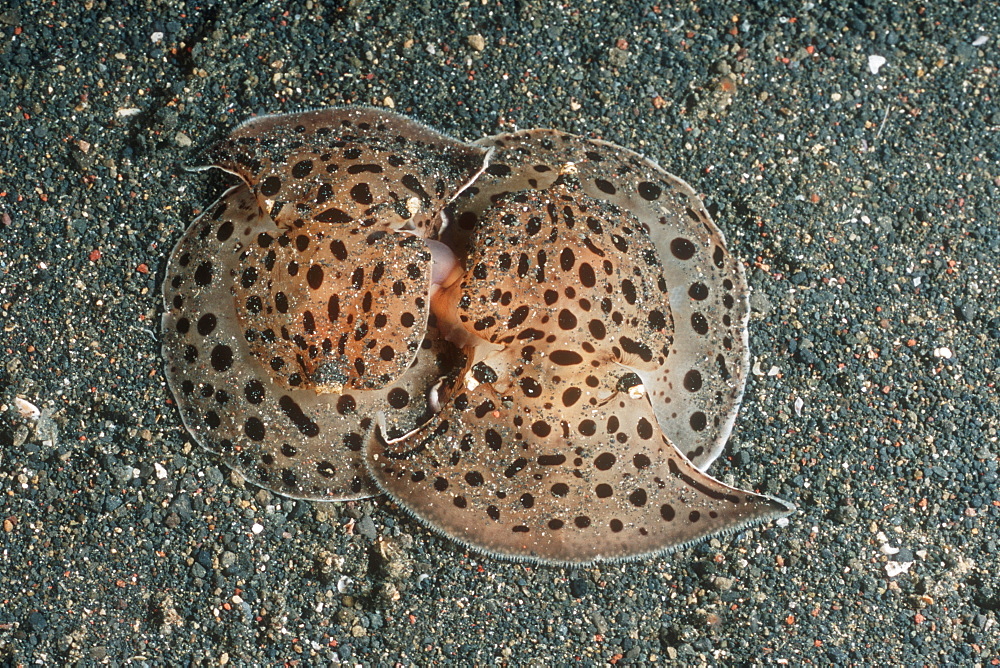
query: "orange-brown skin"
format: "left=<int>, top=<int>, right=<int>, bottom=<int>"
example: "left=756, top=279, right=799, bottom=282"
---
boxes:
left=163, top=107, right=794, bottom=563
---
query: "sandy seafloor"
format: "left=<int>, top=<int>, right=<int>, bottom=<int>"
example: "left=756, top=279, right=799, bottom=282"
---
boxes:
left=0, top=0, right=998, bottom=665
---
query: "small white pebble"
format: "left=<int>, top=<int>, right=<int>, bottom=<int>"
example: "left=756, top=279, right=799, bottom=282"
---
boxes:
left=628, top=384, right=646, bottom=399
left=154, top=462, right=168, bottom=480
left=868, top=54, right=887, bottom=74
left=885, top=561, right=912, bottom=577
left=406, top=196, right=421, bottom=217
left=15, top=397, right=40, bottom=420
left=972, top=35, right=989, bottom=47
left=767, top=365, right=780, bottom=377
left=467, top=34, right=486, bottom=51
left=933, top=347, right=953, bottom=359
left=252, top=522, right=264, bottom=534
left=150, top=32, right=164, bottom=44
left=793, top=396, right=804, bottom=416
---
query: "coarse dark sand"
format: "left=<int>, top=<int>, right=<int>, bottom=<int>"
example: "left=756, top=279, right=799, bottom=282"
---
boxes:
left=1, top=1, right=998, bottom=665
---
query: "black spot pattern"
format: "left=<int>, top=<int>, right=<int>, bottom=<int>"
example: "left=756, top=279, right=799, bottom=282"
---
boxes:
left=163, top=108, right=789, bottom=567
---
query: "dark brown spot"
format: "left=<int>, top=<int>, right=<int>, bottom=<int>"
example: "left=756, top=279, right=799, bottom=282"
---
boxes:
left=638, top=181, right=662, bottom=200
left=244, top=417, right=265, bottom=441
left=315, top=207, right=352, bottom=224
left=260, top=176, right=281, bottom=197
left=588, top=319, right=606, bottom=340
left=689, top=282, right=709, bottom=300
left=671, top=237, right=696, bottom=260
left=484, top=429, right=502, bottom=451
left=683, top=369, right=703, bottom=392
left=505, top=458, right=528, bottom=478
left=194, top=261, right=213, bottom=286
left=291, top=159, right=313, bottom=178
left=558, top=309, right=577, bottom=330
left=244, top=380, right=265, bottom=404
left=387, top=388, right=409, bottom=409
left=336, top=395, right=356, bottom=414
left=210, top=344, right=232, bottom=371
left=508, top=305, right=530, bottom=328
left=197, top=313, right=217, bottom=336
left=531, top=421, right=552, bottom=438
left=594, top=178, right=616, bottom=194
left=307, top=265, right=324, bottom=289
left=628, top=488, right=647, bottom=507
left=216, top=220, right=234, bottom=241
left=550, top=350, right=583, bottom=365
left=350, top=182, right=373, bottom=205
left=594, top=452, right=616, bottom=470
left=519, top=376, right=542, bottom=398
left=330, top=239, right=348, bottom=261
left=279, top=395, right=319, bottom=437
left=560, top=247, right=575, bottom=270
left=621, top=279, right=637, bottom=305
left=562, top=387, right=582, bottom=407
left=691, top=312, right=709, bottom=335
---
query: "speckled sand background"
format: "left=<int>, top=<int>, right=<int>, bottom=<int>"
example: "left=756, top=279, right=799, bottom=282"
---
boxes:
left=1, top=1, right=998, bottom=665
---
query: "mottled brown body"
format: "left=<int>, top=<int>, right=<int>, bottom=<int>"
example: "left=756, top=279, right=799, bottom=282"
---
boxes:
left=163, top=107, right=793, bottom=564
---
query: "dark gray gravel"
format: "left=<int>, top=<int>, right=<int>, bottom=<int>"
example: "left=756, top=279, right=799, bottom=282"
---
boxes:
left=1, top=1, right=998, bottom=665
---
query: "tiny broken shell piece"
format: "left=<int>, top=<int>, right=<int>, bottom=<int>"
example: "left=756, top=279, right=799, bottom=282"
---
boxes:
left=188, top=106, right=489, bottom=237
left=162, top=184, right=460, bottom=500
left=453, top=129, right=749, bottom=472
left=233, top=221, right=435, bottom=393
left=15, top=397, right=41, bottom=421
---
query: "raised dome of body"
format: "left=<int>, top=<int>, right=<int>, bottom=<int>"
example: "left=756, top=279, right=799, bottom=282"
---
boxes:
left=163, top=106, right=793, bottom=563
